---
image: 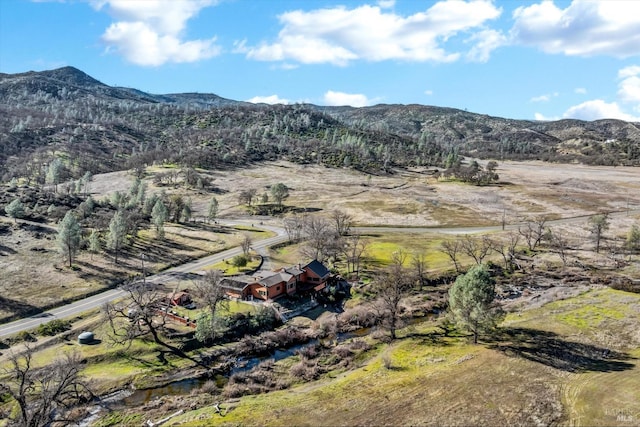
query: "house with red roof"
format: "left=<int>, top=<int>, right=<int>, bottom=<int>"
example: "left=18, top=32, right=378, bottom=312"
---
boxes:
left=219, top=260, right=331, bottom=301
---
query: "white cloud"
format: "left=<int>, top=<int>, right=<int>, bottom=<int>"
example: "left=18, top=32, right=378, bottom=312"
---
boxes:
left=530, top=92, right=559, bottom=102
left=617, top=65, right=640, bottom=103
left=93, top=0, right=221, bottom=66
left=511, top=0, right=640, bottom=57
left=323, top=91, right=374, bottom=107
left=562, top=99, right=639, bottom=121
left=531, top=94, right=550, bottom=103
left=378, top=0, right=396, bottom=9
left=246, top=95, right=290, bottom=105
left=574, top=87, right=587, bottom=94
left=239, top=1, right=503, bottom=66
left=619, top=65, right=640, bottom=79
left=466, top=29, right=507, bottom=62
left=534, top=112, right=559, bottom=121
left=618, top=75, right=640, bottom=103
left=424, top=90, right=434, bottom=96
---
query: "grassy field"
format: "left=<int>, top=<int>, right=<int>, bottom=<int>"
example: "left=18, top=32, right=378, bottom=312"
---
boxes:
left=2, top=160, right=640, bottom=426
left=0, top=219, right=258, bottom=322
left=169, top=287, right=640, bottom=427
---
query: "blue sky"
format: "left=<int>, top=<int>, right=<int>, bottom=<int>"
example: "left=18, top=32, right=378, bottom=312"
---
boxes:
left=1, top=0, right=640, bottom=121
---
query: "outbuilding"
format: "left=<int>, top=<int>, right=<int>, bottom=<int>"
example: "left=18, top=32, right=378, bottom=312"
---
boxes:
left=78, top=331, right=94, bottom=344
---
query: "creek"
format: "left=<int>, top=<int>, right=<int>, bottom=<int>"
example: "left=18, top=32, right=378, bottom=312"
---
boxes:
left=86, top=313, right=438, bottom=417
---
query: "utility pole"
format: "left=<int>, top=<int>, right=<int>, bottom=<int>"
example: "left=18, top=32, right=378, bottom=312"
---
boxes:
left=141, top=253, right=146, bottom=285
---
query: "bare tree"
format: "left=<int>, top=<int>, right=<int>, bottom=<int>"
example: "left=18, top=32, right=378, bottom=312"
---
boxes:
left=489, top=232, right=520, bottom=272
left=331, top=209, right=353, bottom=236
left=518, top=217, right=547, bottom=251
left=603, top=237, right=626, bottom=268
left=548, top=228, right=570, bottom=269
left=238, top=188, right=257, bottom=206
left=373, top=251, right=412, bottom=340
left=193, top=270, right=228, bottom=343
left=460, top=234, right=491, bottom=265
left=0, top=347, right=93, bottom=427
left=240, top=234, right=252, bottom=257
left=103, top=282, right=172, bottom=351
left=411, top=251, right=428, bottom=291
left=300, top=216, right=334, bottom=261
left=441, top=238, right=462, bottom=273
left=588, top=213, right=609, bottom=253
left=343, top=233, right=368, bottom=276
left=283, top=213, right=305, bottom=242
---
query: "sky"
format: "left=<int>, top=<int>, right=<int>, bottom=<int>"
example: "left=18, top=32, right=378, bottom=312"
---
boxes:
left=1, top=0, right=640, bottom=121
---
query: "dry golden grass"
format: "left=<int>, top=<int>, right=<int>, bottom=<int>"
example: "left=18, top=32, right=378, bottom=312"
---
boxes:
left=172, top=288, right=640, bottom=427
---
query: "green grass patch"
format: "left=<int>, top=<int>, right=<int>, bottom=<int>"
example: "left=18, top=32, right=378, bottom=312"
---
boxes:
left=93, top=411, right=142, bottom=427
left=206, top=254, right=261, bottom=275
left=222, top=300, right=258, bottom=314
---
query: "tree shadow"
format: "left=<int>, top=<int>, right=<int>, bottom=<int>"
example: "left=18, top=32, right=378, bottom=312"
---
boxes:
left=74, top=260, right=123, bottom=280
left=488, top=327, right=636, bottom=373
left=0, top=244, right=17, bottom=255
left=0, top=295, right=45, bottom=323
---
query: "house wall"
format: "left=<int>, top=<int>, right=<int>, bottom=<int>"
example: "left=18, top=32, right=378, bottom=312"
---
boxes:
left=268, top=283, right=286, bottom=299
left=248, top=283, right=288, bottom=300
left=248, top=284, right=266, bottom=300
left=305, top=270, right=328, bottom=284
left=286, top=277, right=296, bottom=295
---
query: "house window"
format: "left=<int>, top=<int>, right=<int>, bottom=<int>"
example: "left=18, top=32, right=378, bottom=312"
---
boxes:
left=276, top=286, right=280, bottom=291
left=288, top=283, right=295, bottom=289
left=258, top=290, right=266, bottom=297
left=311, top=277, right=319, bottom=282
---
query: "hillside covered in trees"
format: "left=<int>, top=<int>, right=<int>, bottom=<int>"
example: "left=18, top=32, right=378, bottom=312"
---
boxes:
left=1, top=66, right=639, bottom=184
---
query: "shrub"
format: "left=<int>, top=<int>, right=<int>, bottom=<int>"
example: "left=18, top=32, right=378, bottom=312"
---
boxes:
left=16, top=331, right=37, bottom=343
left=332, top=344, right=354, bottom=359
left=199, top=380, right=219, bottom=395
left=231, top=255, right=248, bottom=267
left=37, top=319, right=71, bottom=336
left=297, top=343, right=319, bottom=360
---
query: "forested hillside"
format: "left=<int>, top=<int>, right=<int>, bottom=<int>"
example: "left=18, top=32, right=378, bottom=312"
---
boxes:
left=1, top=66, right=639, bottom=184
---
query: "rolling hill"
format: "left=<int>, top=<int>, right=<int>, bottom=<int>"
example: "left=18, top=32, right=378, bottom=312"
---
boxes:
left=1, top=66, right=639, bottom=183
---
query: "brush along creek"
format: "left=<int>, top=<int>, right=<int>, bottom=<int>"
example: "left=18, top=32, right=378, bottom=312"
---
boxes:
left=74, top=271, right=600, bottom=425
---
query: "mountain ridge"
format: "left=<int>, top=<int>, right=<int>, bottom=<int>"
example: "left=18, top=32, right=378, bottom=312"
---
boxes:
left=1, top=66, right=639, bottom=183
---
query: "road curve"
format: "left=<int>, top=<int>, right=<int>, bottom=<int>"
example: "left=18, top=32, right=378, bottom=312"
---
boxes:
left=2, top=209, right=638, bottom=338
left=355, top=209, right=640, bottom=235
left=0, top=220, right=288, bottom=338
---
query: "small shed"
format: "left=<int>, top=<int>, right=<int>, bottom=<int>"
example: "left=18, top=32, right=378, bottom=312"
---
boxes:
left=167, top=291, right=192, bottom=307
left=78, top=331, right=94, bottom=345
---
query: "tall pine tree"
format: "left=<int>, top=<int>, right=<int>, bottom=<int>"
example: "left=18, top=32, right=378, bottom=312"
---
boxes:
left=448, top=264, right=504, bottom=344
left=108, top=211, right=127, bottom=264
left=57, top=210, right=82, bottom=267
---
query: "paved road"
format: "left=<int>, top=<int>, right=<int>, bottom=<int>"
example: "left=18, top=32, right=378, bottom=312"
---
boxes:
left=0, top=220, right=288, bottom=338
left=2, top=209, right=638, bottom=338
left=354, top=209, right=640, bottom=235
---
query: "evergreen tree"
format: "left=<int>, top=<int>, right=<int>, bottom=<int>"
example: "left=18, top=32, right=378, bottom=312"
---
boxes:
left=448, top=264, right=504, bottom=344
left=626, top=224, right=640, bottom=252
left=151, top=199, right=168, bottom=239
left=143, top=192, right=159, bottom=215
left=88, top=229, right=101, bottom=260
left=81, top=171, right=92, bottom=196
left=207, top=196, right=218, bottom=223
left=46, top=158, right=62, bottom=192
left=107, top=211, right=127, bottom=264
left=181, top=198, right=192, bottom=223
left=57, top=210, right=82, bottom=267
left=5, top=198, right=25, bottom=222
left=270, top=183, right=289, bottom=207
